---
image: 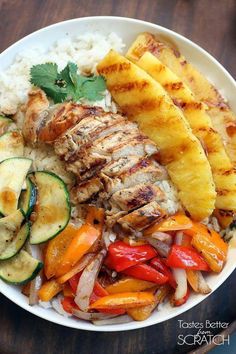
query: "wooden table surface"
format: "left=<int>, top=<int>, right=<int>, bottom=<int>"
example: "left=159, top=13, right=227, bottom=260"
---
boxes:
left=0, top=1, right=236, bottom=353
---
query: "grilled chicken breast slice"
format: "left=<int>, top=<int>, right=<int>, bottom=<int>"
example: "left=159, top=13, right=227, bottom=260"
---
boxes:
left=70, top=177, right=103, bottom=203
left=117, top=201, right=166, bottom=231
left=38, top=103, right=103, bottom=143
left=111, top=184, right=165, bottom=212
left=23, top=89, right=50, bottom=144
left=54, top=113, right=127, bottom=160
left=66, top=136, right=159, bottom=179
left=101, top=158, right=167, bottom=196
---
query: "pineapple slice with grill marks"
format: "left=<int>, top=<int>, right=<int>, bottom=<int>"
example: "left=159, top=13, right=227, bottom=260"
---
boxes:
left=135, top=52, right=236, bottom=213
left=97, top=50, right=216, bottom=220
left=126, top=32, right=236, bottom=167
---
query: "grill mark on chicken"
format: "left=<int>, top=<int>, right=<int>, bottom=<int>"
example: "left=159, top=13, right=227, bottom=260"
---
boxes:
left=111, top=184, right=165, bottom=211
left=117, top=201, right=167, bottom=231
left=55, top=114, right=128, bottom=161
left=24, top=92, right=170, bottom=232
left=70, top=177, right=103, bottom=204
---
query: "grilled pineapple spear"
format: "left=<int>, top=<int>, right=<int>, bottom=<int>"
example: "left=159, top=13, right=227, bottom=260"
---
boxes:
left=135, top=51, right=236, bottom=214
left=97, top=50, right=216, bottom=220
left=126, top=32, right=236, bottom=167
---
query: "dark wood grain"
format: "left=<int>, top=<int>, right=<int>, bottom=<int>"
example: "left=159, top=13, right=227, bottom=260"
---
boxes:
left=0, top=1, right=235, bottom=354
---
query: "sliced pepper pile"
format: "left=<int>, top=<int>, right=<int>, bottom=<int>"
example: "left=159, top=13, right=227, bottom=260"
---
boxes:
left=35, top=209, right=228, bottom=323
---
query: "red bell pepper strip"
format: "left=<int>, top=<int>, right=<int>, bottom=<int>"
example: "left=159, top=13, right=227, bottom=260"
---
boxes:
left=149, top=257, right=177, bottom=288
left=68, top=273, right=81, bottom=294
left=104, top=241, right=157, bottom=272
left=166, top=245, right=210, bottom=271
left=61, top=297, right=79, bottom=314
left=123, top=263, right=168, bottom=284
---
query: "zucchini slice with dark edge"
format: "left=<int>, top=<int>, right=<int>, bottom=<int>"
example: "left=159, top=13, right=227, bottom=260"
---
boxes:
left=0, top=131, right=24, bottom=162
left=0, top=157, right=32, bottom=215
left=29, top=171, right=71, bottom=244
left=0, top=116, right=13, bottom=135
left=19, top=177, right=37, bottom=218
left=0, top=209, right=25, bottom=255
left=0, top=222, right=30, bottom=260
left=0, top=250, right=43, bottom=285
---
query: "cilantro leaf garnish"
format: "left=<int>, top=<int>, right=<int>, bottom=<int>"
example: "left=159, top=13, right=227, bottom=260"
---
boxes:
left=30, top=62, right=106, bottom=104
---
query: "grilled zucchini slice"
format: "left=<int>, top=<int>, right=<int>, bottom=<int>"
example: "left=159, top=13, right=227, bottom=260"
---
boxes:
left=0, top=158, right=32, bottom=215
left=0, top=209, right=25, bottom=256
left=29, top=171, right=71, bottom=244
left=0, top=131, right=24, bottom=162
left=0, top=250, right=43, bottom=285
left=0, top=222, right=30, bottom=260
left=19, top=177, right=37, bottom=218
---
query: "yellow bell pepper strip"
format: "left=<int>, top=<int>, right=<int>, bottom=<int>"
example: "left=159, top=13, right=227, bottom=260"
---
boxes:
left=38, top=279, right=63, bottom=302
left=144, top=214, right=192, bottom=235
left=55, top=224, right=100, bottom=277
left=86, top=206, right=105, bottom=236
left=56, top=253, right=94, bottom=284
left=89, top=292, right=155, bottom=310
left=184, top=222, right=228, bottom=272
left=44, top=224, right=80, bottom=279
left=127, top=284, right=170, bottom=321
left=105, top=277, right=156, bottom=294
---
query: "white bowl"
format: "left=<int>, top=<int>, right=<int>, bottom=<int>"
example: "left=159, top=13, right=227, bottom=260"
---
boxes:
left=0, top=16, right=236, bottom=332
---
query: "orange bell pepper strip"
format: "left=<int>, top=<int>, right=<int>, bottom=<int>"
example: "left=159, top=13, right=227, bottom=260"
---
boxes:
left=55, top=224, right=100, bottom=277
left=90, top=282, right=126, bottom=315
left=89, top=292, right=155, bottom=310
left=127, top=285, right=170, bottom=321
left=105, top=277, right=156, bottom=294
left=184, top=222, right=228, bottom=272
left=144, top=214, right=192, bottom=235
left=38, top=279, right=63, bottom=302
left=56, top=253, right=94, bottom=284
left=86, top=206, right=105, bottom=236
left=44, top=224, right=80, bottom=279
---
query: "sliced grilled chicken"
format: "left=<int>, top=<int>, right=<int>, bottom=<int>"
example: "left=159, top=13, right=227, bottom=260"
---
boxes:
left=117, top=201, right=167, bottom=231
left=23, top=93, right=173, bottom=233
left=54, top=113, right=128, bottom=160
left=101, top=158, right=167, bottom=196
left=38, top=103, right=103, bottom=143
left=70, top=177, right=103, bottom=204
left=22, top=89, right=49, bottom=144
left=111, top=184, right=165, bottom=212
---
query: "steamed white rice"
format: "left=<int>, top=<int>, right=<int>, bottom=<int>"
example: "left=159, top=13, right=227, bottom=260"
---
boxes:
left=0, top=32, right=125, bottom=115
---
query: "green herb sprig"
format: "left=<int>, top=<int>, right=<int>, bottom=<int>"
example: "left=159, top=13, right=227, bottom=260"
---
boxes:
left=30, top=62, right=106, bottom=103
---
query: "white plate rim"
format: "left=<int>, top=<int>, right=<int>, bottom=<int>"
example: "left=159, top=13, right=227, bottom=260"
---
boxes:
left=0, top=15, right=235, bottom=332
